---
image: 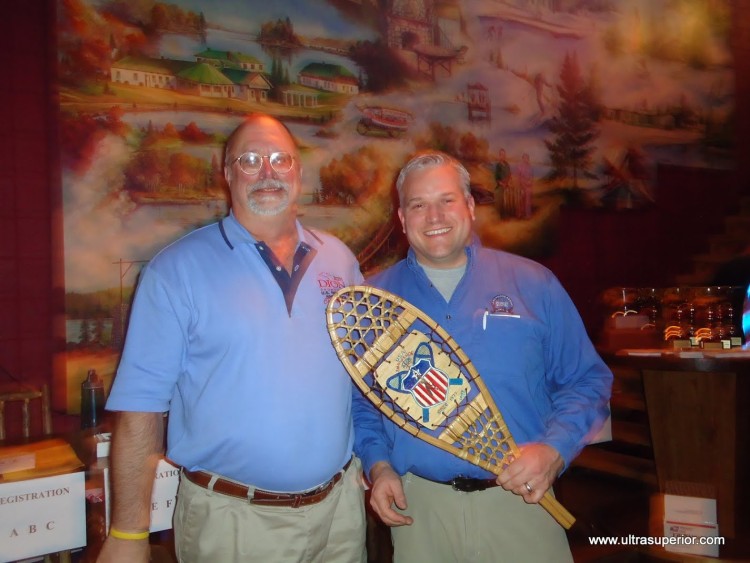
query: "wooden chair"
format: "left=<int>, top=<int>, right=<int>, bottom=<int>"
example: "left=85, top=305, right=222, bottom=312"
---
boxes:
left=0, top=383, right=53, bottom=441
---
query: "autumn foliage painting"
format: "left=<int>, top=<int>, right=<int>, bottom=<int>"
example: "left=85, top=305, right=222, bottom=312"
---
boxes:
left=54, top=0, right=734, bottom=411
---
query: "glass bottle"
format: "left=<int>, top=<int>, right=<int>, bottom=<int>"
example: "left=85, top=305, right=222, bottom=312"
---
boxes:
left=81, top=369, right=105, bottom=429
left=707, top=303, right=719, bottom=342
left=637, top=287, right=662, bottom=326
left=664, top=303, right=688, bottom=342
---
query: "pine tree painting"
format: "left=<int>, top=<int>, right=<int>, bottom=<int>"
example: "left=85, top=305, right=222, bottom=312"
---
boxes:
left=544, top=52, right=600, bottom=204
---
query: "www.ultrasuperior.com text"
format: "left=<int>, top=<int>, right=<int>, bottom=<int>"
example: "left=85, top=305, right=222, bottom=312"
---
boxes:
left=589, top=534, right=725, bottom=547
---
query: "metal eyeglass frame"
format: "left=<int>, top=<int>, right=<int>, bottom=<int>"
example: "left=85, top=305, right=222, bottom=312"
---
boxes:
left=231, top=151, right=295, bottom=175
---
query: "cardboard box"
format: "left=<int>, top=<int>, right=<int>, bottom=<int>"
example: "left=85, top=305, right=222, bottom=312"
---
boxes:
left=0, top=471, right=86, bottom=562
left=95, top=432, right=111, bottom=458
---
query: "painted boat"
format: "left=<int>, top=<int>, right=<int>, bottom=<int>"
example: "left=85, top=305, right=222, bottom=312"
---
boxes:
left=356, top=106, right=414, bottom=137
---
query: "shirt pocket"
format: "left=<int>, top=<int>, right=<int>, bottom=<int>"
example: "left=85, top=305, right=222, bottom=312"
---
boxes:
left=471, top=309, right=545, bottom=381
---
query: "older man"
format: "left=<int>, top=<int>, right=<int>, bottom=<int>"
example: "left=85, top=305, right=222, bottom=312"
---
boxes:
left=354, top=150, right=612, bottom=562
left=99, top=114, right=366, bottom=563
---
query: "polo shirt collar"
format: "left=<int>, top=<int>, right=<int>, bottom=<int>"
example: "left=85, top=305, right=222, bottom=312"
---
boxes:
left=219, top=210, right=316, bottom=250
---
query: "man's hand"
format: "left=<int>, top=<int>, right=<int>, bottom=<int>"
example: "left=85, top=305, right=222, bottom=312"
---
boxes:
left=496, top=443, right=563, bottom=504
left=368, top=461, right=413, bottom=527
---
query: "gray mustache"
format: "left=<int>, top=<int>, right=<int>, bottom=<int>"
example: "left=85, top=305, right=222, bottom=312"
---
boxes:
left=249, top=179, right=289, bottom=193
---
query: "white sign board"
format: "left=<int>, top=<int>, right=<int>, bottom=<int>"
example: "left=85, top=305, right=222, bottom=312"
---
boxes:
left=0, top=472, right=86, bottom=563
left=149, top=459, right=180, bottom=532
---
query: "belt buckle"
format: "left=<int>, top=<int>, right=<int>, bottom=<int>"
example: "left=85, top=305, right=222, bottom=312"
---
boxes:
left=450, top=476, right=488, bottom=493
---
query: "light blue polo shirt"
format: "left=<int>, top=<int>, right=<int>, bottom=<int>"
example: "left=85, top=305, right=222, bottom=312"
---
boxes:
left=107, top=211, right=363, bottom=492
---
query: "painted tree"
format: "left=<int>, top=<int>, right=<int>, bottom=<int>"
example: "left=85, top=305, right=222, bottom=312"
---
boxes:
left=319, top=146, right=384, bottom=204
left=269, top=57, right=291, bottom=101
left=209, top=154, right=223, bottom=189
left=544, top=52, right=600, bottom=193
left=124, top=150, right=166, bottom=193
left=79, top=317, right=92, bottom=347
left=92, top=318, right=106, bottom=347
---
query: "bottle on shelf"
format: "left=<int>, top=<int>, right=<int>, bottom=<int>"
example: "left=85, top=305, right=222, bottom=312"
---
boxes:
left=664, top=303, right=690, bottom=342
left=81, top=369, right=105, bottom=430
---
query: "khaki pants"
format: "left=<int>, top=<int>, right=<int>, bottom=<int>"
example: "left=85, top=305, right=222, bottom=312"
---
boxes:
left=174, top=459, right=366, bottom=563
left=391, top=473, right=573, bottom=563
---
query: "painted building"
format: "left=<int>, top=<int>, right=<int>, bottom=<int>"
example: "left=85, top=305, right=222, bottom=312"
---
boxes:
left=111, top=54, right=272, bottom=103
left=195, top=48, right=266, bottom=72
left=298, top=62, right=359, bottom=95
left=110, top=56, right=192, bottom=88
left=177, top=63, right=235, bottom=98
left=387, top=0, right=434, bottom=50
left=280, top=84, right=321, bottom=107
left=222, top=69, right=272, bottom=102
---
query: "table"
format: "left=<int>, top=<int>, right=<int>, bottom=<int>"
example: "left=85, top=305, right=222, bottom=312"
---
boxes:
left=0, top=436, right=87, bottom=562
left=603, top=349, right=750, bottom=557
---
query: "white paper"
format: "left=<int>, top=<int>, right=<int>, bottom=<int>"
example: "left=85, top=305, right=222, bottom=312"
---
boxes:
left=0, top=453, right=36, bottom=475
left=0, top=472, right=86, bottom=562
left=149, top=459, right=180, bottom=532
left=663, top=494, right=720, bottom=557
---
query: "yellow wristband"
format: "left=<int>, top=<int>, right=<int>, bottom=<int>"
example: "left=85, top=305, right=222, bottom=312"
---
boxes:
left=109, top=527, right=149, bottom=540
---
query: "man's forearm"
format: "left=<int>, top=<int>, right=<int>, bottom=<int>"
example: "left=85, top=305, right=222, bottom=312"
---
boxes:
left=109, top=411, right=165, bottom=531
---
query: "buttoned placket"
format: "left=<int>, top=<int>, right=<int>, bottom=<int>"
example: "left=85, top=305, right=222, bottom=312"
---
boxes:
left=255, top=241, right=315, bottom=315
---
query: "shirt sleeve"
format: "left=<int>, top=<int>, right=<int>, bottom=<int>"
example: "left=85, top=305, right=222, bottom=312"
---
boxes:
left=541, top=274, right=613, bottom=468
left=106, top=264, right=189, bottom=413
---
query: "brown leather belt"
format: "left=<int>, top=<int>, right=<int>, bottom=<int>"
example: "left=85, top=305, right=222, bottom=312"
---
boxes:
left=182, top=458, right=352, bottom=508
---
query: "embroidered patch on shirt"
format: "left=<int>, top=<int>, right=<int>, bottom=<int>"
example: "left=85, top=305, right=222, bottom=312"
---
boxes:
left=318, top=272, right=346, bottom=304
left=490, top=294, right=514, bottom=314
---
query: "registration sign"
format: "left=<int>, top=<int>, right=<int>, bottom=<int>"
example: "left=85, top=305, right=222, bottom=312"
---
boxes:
left=0, top=471, right=86, bottom=562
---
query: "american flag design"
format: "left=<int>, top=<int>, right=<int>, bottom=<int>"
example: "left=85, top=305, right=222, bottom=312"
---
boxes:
left=408, top=361, right=449, bottom=408
left=377, top=331, right=471, bottom=429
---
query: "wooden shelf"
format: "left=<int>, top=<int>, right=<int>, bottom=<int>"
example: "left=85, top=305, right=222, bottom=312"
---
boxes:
left=571, top=446, right=656, bottom=486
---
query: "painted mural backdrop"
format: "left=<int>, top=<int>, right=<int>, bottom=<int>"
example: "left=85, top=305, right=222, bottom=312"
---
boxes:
left=55, top=0, right=734, bottom=411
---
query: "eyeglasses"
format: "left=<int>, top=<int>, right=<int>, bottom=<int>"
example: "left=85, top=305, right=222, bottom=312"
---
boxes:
left=231, top=151, right=295, bottom=175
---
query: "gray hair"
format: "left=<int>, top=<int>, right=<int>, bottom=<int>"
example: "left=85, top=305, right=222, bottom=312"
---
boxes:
left=395, top=151, right=471, bottom=206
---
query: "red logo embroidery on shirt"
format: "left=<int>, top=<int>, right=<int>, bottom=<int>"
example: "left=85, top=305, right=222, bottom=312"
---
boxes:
left=318, top=273, right=345, bottom=304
